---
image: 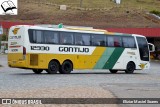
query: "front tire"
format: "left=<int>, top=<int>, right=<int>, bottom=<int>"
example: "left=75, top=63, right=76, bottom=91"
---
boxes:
left=59, top=61, right=73, bottom=74
left=125, top=62, right=135, bottom=74
left=32, top=69, right=43, bottom=74
left=47, top=61, right=59, bottom=74
left=109, top=70, right=118, bottom=74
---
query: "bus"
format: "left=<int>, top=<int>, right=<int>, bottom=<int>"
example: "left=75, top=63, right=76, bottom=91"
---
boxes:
left=8, top=25, right=155, bottom=74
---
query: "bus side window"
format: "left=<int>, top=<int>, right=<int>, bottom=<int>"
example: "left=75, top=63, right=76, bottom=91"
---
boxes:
left=75, top=33, right=84, bottom=45
left=60, top=32, right=74, bottom=45
left=32, top=30, right=43, bottom=44
left=28, top=29, right=34, bottom=43
left=75, top=33, right=90, bottom=46
left=44, top=31, right=59, bottom=44
left=82, top=34, right=90, bottom=46
left=92, top=34, right=105, bottom=46
left=114, top=36, right=122, bottom=47
left=107, top=36, right=122, bottom=47
left=122, top=36, right=136, bottom=48
left=108, top=36, right=114, bottom=47
left=28, top=30, right=42, bottom=43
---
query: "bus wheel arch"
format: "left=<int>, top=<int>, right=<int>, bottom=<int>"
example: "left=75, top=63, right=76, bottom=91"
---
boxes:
left=59, top=59, right=73, bottom=74
left=125, top=61, right=135, bottom=74
left=109, top=69, right=118, bottom=74
left=47, top=59, right=60, bottom=74
left=32, top=69, right=43, bottom=74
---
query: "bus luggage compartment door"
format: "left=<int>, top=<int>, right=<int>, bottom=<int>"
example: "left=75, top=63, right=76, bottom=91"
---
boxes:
left=30, top=54, right=38, bottom=66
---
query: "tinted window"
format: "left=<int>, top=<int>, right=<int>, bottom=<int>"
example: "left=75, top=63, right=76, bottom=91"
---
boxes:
left=108, top=36, right=122, bottom=47
left=75, top=33, right=91, bottom=46
left=92, top=34, right=106, bottom=46
left=122, top=36, right=136, bottom=48
left=44, top=31, right=59, bottom=44
left=60, top=32, right=74, bottom=45
left=136, top=37, right=149, bottom=61
left=29, top=30, right=43, bottom=43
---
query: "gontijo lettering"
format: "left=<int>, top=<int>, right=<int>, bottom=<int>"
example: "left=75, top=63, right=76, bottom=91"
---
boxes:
left=59, top=47, right=89, bottom=53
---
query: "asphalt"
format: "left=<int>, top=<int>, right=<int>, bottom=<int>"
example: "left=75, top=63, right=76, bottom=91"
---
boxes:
left=0, top=55, right=160, bottom=107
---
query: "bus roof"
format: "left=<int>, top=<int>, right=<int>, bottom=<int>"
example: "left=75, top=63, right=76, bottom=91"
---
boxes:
left=11, top=25, right=146, bottom=37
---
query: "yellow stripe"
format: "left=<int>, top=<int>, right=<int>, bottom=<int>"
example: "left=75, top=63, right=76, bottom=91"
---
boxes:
left=105, top=32, right=115, bottom=35
left=74, top=47, right=106, bottom=69
left=65, top=28, right=107, bottom=32
left=8, top=47, right=106, bottom=69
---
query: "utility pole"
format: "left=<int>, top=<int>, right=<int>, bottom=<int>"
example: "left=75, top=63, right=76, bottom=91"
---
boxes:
left=80, top=0, right=83, bottom=7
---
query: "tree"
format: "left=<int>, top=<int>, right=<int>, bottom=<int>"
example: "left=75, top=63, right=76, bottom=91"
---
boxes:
left=1, top=34, right=7, bottom=41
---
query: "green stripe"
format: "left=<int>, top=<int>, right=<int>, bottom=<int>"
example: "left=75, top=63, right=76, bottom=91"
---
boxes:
left=94, top=48, right=115, bottom=69
left=114, top=33, right=132, bottom=36
left=103, top=48, right=125, bottom=69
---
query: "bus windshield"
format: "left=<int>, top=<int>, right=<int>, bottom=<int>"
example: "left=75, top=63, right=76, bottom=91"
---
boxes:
left=136, top=37, right=149, bottom=61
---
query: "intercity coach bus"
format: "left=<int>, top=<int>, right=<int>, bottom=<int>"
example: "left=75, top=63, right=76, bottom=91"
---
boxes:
left=8, top=25, right=154, bottom=74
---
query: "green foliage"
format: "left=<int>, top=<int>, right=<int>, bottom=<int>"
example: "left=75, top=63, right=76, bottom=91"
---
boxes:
left=150, top=10, right=160, bottom=16
left=1, top=34, right=7, bottom=41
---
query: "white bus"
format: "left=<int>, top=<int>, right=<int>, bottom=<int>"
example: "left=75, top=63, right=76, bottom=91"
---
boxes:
left=8, top=25, right=154, bottom=74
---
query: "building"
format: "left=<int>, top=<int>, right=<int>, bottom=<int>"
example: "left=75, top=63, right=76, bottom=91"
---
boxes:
left=0, top=21, right=160, bottom=58
left=0, top=21, right=31, bottom=35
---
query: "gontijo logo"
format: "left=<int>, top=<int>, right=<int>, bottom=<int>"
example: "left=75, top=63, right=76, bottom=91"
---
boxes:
left=12, top=28, right=20, bottom=35
left=0, top=0, right=18, bottom=15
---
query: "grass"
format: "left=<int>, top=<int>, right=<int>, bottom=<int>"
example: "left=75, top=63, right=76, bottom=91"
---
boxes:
left=150, top=10, right=160, bottom=16
left=33, top=0, right=160, bottom=11
left=3, top=0, right=159, bottom=28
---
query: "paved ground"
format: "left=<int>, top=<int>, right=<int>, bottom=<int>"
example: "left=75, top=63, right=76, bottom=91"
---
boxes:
left=0, top=54, right=160, bottom=107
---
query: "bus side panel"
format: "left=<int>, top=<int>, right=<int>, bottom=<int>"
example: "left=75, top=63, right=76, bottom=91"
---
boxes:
left=31, top=47, right=106, bottom=70
left=93, top=47, right=115, bottom=69
left=113, top=48, right=138, bottom=70
left=43, top=54, right=76, bottom=69
left=93, top=47, right=125, bottom=70
left=26, top=53, right=47, bottom=69
left=8, top=26, right=26, bottom=67
left=26, top=53, right=77, bottom=69
left=75, top=47, right=106, bottom=69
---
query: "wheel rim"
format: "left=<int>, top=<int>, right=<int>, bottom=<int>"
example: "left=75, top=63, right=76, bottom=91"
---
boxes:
left=50, top=63, right=57, bottom=71
left=127, top=63, right=134, bottom=71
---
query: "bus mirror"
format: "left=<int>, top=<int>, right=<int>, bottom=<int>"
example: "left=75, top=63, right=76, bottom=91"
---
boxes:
left=148, top=43, right=155, bottom=52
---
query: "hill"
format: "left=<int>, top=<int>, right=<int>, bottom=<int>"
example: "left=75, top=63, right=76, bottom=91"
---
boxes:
left=0, top=0, right=160, bottom=28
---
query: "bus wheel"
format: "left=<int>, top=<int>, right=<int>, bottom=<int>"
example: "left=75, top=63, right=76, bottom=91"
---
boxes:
left=60, top=61, right=73, bottom=74
left=47, top=61, right=59, bottom=74
left=125, top=62, right=135, bottom=74
left=32, top=69, right=43, bottom=74
left=109, top=70, right=118, bottom=74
